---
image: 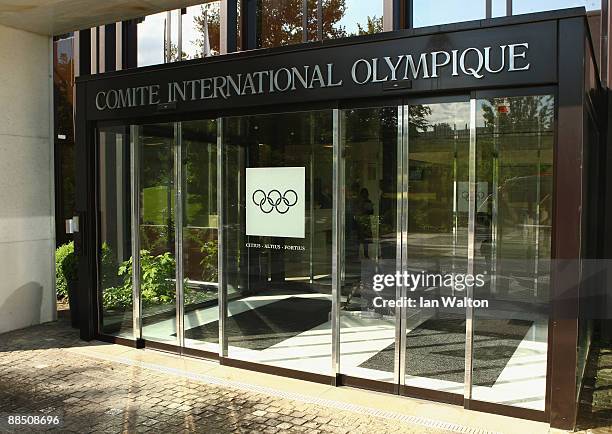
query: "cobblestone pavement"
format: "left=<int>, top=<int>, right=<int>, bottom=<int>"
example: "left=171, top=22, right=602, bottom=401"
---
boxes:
left=0, top=318, right=444, bottom=434
left=576, top=340, right=612, bottom=433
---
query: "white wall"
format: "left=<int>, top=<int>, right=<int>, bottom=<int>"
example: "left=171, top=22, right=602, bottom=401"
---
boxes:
left=0, top=24, right=55, bottom=334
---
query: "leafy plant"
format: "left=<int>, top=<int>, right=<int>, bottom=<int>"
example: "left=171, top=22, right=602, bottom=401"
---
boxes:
left=56, top=242, right=77, bottom=301
left=199, top=240, right=218, bottom=282
left=101, top=279, right=132, bottom=310
left=102, top=250, right=176, bottom=310
left=140, top=251, right=176, bottom=304
left=100, top=243, right=121, bottom=289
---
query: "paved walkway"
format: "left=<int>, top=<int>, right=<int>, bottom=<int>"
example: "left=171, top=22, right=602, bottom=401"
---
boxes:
left=0, top=318, right=551, bottom=434
left=576, top=340, right=612, bottom=433
left=0, top=318, right=445, bottom=433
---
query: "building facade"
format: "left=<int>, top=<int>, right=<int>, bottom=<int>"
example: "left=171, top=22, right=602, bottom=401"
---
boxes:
left=69, top=2, right=609, bottom=430
left=0, top=23, right=56, bottom=334
left=0, top=0, right=610, bottom=431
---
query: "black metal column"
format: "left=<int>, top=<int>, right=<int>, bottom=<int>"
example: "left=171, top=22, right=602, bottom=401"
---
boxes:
left=548, top=17, right=585, bottom=431
left=241, top=0, right=258, bottom=50
left=227, top=0, right=239, bottom=52
left=75, top=81, right=98, bottom=341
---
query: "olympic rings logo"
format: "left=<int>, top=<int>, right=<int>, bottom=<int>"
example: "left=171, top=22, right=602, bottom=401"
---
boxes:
left=252, top=189, right=298, bottom=214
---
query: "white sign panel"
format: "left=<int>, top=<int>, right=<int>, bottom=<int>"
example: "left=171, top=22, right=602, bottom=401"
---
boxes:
left=246, top=167, right=305, bottom=238
left=457, top=182, right=489, bottom=212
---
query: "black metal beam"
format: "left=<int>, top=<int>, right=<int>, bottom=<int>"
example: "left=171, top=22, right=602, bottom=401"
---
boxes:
left=406, top=0, right=413, bottom=29
left=75, top=79, right=97, bottom=341
left=78, top=29, right=91, bottom=75
left=241, top=0, right=257, bottom=50
left=227, top=0, right=238, bottom=52
left=548, top=16, right=585, bottom=430
left=104, top=24, right=116, bottom=72
left=122, top=20, right=138, bottom=69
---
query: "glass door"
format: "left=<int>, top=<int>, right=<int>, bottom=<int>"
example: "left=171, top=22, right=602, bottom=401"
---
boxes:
left=337, top=94, right=552, bottom=412
left=338, top=105, right=399, bottom=385
left=336, top=99, right=470, bottom=399
left=96, top=92, right=553, bottom=414
left=220, top=110, right=334, bottom=376
left=98, top=126, right=133, bottom=338
left=401, top=100, right=470, bottom=398
left=128, top=120, right=221, bottom=352
left=470, top=95, right=553, bottom=411
left=179, top=120, right=220, bottom=354
left=135, top=123, right=178, bottom=346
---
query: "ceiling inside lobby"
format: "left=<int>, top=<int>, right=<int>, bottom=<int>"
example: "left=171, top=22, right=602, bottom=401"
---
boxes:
left=0, top=0, right=206, bottom=35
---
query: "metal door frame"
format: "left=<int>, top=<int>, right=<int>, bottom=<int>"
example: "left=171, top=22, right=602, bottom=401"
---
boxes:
left=395, top=96, right=474, bottom=405
left=333, top=95, right=473, bottom=404
left=121, top=89, right=554, bottom=421
left=129, top=121, right=222, bottom=358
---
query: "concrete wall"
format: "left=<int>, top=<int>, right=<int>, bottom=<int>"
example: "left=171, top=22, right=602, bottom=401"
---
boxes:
left=0, top=24, right=55, bottom=334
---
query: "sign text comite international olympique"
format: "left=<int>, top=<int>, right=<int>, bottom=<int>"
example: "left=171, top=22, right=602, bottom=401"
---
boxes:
left=94, top=43, right=531, bottom=111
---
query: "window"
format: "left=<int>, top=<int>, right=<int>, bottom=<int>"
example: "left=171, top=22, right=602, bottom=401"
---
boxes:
left=257, top=0, right=303, bottom=48
left=137, top=2, right=222, bottom=66
left=137, top=12, right=166, bottom=66
left=320, top=0, right=384, bottom=39
left=492, top=0, right=507, bottom=17
left=513, top=0, right=600, bottom=15
left=413, top=0, right=486, bottom=28
left=182, top=2, right=222, bottom=59
left=256, top=0, right=386, bottom=48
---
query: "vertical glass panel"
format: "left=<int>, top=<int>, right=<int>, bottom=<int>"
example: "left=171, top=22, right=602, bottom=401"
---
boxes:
left=138, top=12, right=167, bottom=66
left=53, top=35, right=76, bottom=247
left=171, top=10, right=180, bottom=61
left=257, top=0, right=303, bottom=48
left=404, top=102, right=470, bottom=394
left=319, top=0, right=384, bottom=39
left=182, top=120, right=220, bottom=352
left=413, top=0, right=485, bottom=28
left=98, top=126, right=132, bottom=337
left=137, top=123, right=177, bottom=344
left=513, top=0, right=600, bottom=15
left=472, top=95, right=553, bottom=410
left=182, top=2, right=222, bottom=59
left=222, top=110, right=333, bottom=375
left=339, top=106, right=398, bottom=382
left=53, top=35, right=74, bottom=140
left=492, top=0, right=508, bottom=17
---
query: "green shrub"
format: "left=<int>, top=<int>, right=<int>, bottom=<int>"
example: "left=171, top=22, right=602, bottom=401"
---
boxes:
left=140, top=251, right=176, bottom=304
left=200, top=240, right=218, bottom=282
left=100, top=243, right=124, bottom=289
left=102, top=250, right=176, bottom=310
left=56, top=242, right=77, bottom=301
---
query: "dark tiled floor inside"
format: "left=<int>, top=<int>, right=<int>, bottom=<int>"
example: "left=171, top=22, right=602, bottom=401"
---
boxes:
left=184, top=297, right=331, bottom=350
left=359, top=317, right=531, bottom=387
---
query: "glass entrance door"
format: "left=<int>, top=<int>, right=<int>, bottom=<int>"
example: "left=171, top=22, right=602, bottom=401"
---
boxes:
left=470, top=95, right=553, bottom=411
left=127, top=121, right=220, bottom=351
left=96, top=92, right=553, bottom=414
left=220, top=110, right=334, bottom=375
left=135, top=123, right=178, bottom=346
left=337, top=100, right=470, bottom=399
left=179, top=120, right=220, bottom=354
left=337, top=94, right=552, bottom=412
left=401, top=101, right=470, bottom=398
left=338, top=105, right=399, bottom=385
